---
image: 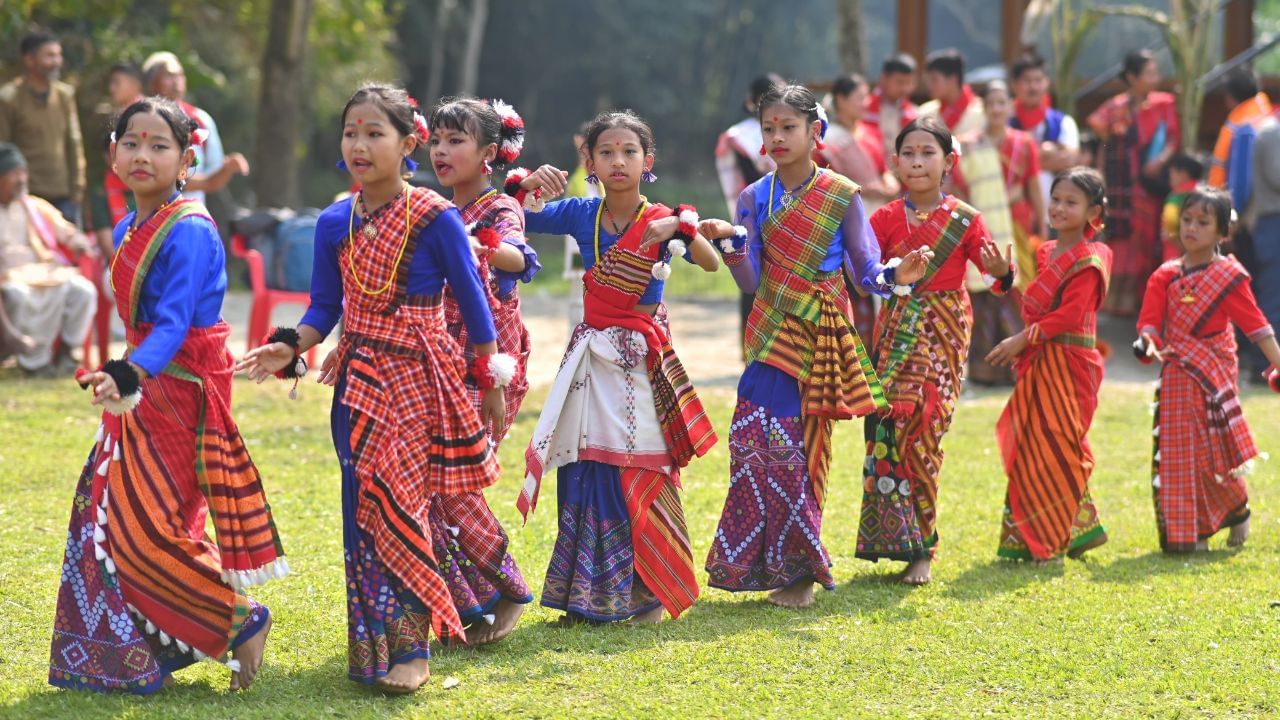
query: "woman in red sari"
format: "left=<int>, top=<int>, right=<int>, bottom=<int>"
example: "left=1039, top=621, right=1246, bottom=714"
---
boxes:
left=987, top=168, right=1111, bottom=562
left=1135, top=188, right=1280, bottom=552
left=856, top=116, right=1013, bottom=585
left=1088, top=50, right=1179, bottom=316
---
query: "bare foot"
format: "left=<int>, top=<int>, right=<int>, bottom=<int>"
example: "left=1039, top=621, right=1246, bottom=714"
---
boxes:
left=629, top=606, right=666, bottom=624
left=229, top=613, right=272, bottom=691
left=163, top=675, right=174, bottom=689
left=1034, top=556, right=1064, bottom=567
left=1228, top=517, right=1250, bottom=548
left=899, top=558, right=932, bottom=586
left=1067, top=533, right=1108, bottom=560
left=470, top=599, right=526, bottom=645
left=375, top=657, right=430, bottom=695
left=1195, top=540, right=1210, bottom=552
left=767, top=579, right=815, bottom=608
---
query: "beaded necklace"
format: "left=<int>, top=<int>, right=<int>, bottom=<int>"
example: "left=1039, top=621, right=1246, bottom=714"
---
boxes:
left=346, top=185, right=414, bottom=296
left=593, top=198, right=648, bottom=263
left=766, top=163, right=820, bottom=218
left=108, top=191, right=181, bottom=295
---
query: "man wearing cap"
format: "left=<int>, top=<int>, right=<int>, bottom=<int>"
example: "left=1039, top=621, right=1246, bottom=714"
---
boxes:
left=0, top=143, right=95, bottom=375
left=141, top=51, right=249, bottom=204
left=0, top=30, right=87, bottom=227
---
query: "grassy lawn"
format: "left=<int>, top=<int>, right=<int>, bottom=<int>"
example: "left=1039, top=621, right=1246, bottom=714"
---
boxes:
left=2, top=376, right=1279, bottom=718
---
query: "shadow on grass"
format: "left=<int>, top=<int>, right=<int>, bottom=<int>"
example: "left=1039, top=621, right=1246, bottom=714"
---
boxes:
left=940, top=557, right=1062, bottom=602
left=1081, top=547, right=1243, bottom=584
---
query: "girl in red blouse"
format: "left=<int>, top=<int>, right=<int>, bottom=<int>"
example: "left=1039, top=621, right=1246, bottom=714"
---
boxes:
left=987, top=167, right=1112, bottom=563
left=855, top=116, right=1013, bottom=585
left=1134, top=187, right=1280, bottom=552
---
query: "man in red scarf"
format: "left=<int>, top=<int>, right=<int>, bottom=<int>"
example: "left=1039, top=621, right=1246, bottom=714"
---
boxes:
left=1009, top=53, right=1080, bottom=231
left=919, top=48, right=985, bottom=137
left=863, top=53, right=919, bottom=165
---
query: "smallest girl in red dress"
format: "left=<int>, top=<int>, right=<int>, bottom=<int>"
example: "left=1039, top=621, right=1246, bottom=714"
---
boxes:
left=1134, top=187, right=1280, bottom=552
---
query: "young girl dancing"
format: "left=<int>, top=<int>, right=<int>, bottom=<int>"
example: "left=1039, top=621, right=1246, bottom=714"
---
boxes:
left=986, top=167, right=1112, bottom=562
left=425, top=97, right=539, bottom=644
left=855, top=116, right=1013, bottom=585
left=50, top=98, right=284, bottom=694
left=511, top=110, right=720, bottom=624
left=1134, top=187, right=1280, bottom=552
left=239, top=84, right=510, bottom=694
left=699, top=84, right=932, bottom=608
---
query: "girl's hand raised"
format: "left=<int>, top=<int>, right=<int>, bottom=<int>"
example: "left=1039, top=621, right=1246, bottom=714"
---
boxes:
left=520, top=164, right=569, bottom=199
left=639, top=216, right=679, bottom=250
left=236, top=343, right=295, bottom=384
left=980, top=238, right=1013, bottom=279
left=895, top=246, right=935, bottom=285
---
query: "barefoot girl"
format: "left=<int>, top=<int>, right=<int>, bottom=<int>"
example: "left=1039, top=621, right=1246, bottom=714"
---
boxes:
left=700, top=84, right=932, bottom=608
left=50, top=98, right=284, bottom=694
left=426, top=97, right=539, bottom=644
left=239, top=84, right=512, bottom=693
left=987, top=167, right=1112, bottom=562
left=855, top=116, right=1013, bottom=585
left=512, top=110, right=720, bottom=624
left=1134, top=187, right=1280, bottom=552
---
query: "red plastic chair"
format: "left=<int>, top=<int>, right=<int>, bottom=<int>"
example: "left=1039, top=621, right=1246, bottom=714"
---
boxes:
left=229, top=232, right=316, bottom=366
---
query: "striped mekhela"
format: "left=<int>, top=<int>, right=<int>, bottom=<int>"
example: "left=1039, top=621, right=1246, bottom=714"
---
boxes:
left=997, top=241, right=1111, bottom=560
left=857, top=198, right=976, bottom=561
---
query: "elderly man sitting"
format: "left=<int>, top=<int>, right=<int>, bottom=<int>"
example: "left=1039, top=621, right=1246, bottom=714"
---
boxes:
left=0, top=142, right=95, bottom=375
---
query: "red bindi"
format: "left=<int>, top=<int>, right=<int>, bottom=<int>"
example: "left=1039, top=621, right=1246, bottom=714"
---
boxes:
left=141, top=131, right=148, bottom=138
left=356, top=118, right=363, bottom=125
left=771, top=116, right=781, bottom=123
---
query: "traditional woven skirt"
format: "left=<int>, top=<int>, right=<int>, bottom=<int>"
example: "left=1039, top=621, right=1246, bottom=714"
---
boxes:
left=541, top=461, right=664, bottom=621
left=428, top=492, right=532, bottom=628
left=333, top=380, right=440, bottom=683
left=527, top=321, right=698, bottom=621
left=49, top=327, right=278, bottom=693
left=1151, top=369, right=1251, bottom=552
left=996, top=343, right=1107, bottom=560
left=706, top=362, right=834, bottom=591
left=857, top=290, right=971, bottom=562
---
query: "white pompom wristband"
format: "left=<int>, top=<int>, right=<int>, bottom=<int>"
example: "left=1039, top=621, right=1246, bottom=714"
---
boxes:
left=473, top=352, right=517, bottom=390
left=875, top=257, right=914, bottom=297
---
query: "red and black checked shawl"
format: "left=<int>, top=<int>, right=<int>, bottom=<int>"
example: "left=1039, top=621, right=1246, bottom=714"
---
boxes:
left=103, top=200, right=285, bottom=657
left=335, top=185, right=499, bottom=642
left=1149, top=257, right=1258, bottom=550
left=443, top=191, right=530, bottom=445
left=997, top=241, right=1111, bottom=560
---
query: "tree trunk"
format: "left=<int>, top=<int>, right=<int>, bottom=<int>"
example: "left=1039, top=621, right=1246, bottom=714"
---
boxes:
left=425, top=0, right=457, bottom=102
left=457, top=0, right=489, bottom=96
left=254, top=0, right=315, bottom=208
left=836, top=0, right=866, bottom=75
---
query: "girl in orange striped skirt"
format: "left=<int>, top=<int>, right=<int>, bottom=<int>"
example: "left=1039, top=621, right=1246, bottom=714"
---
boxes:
left=986, top=167, right=1112, bottom=562
left=51, top=98, right=285, bottom=694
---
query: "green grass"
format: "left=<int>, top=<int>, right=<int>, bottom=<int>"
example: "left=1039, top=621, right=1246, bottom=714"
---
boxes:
left=2, top=376, right=1280, bottom=718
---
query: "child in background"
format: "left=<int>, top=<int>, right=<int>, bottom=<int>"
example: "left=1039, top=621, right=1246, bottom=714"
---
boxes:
left=1134, top=187, right=1280, bottom=553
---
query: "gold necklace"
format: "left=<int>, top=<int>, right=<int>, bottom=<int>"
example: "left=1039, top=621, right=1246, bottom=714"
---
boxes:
left=108, top=194, right=179, bottom=294
left=346, top=185, right=415, bottom=296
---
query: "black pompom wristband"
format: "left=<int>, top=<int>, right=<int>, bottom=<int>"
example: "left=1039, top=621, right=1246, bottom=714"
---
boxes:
left=103, top=359, right=141, bottom=398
